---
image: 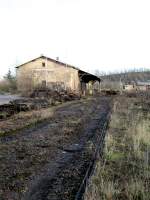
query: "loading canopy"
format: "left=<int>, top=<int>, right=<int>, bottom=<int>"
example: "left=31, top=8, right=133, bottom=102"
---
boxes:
left=78, top=70, right=101, bottom=83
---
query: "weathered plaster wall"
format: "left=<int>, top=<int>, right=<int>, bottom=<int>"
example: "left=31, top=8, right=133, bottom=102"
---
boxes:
left=124, top=84, right=135, bottom=91
left=16, top=58, right=80, bottom=94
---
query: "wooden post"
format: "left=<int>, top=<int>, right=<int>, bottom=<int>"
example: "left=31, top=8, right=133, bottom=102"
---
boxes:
left=99, top=81, right=101, bottom=93
left=89, top=81, right=93, bottom=95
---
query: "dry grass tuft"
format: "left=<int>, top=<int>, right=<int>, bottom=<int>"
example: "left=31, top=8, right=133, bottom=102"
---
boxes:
left=85, top=96, right=150, bottom=200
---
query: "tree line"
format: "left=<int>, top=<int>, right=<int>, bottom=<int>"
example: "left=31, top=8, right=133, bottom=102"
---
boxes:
left=94, top=68, right=150, bottom=90
left=0, top=69, right=17, bottom=93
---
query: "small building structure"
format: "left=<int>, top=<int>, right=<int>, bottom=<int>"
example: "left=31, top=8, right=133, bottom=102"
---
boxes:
left=123, top=81, right=136, bottom=91
left=16, top=55, right=101, bottom=95
left=136, top=81, right=150, bottom=91
left=123, top=80, right=150, bottom=92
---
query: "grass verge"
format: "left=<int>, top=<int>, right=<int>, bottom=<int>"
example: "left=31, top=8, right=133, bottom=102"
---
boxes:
left=84, top=96, right=150, bottom=200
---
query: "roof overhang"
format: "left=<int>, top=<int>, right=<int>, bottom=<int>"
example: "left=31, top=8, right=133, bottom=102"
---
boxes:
left=79, top=70, right=101, bottom=83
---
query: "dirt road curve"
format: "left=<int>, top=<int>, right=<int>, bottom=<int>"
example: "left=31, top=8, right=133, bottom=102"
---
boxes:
left=0, top=96, right=112, bottom=200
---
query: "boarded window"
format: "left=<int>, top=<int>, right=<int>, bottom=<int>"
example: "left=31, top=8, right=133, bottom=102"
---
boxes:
left=42, top=80, right=46, bottom=88
left=47, top=82, right=65, bottom=91
left=42, top=62, right=45, bottom=67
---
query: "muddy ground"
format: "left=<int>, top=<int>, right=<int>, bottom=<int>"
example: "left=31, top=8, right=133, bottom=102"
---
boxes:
left=0, top=96, right=112, bottom=200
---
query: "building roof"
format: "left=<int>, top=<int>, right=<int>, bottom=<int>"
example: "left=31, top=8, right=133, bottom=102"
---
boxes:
left=137, top=81, right=150, bottom=86
left=16, top=55, right=80, bottom=70
left=16, top=55, right=101, bottom=82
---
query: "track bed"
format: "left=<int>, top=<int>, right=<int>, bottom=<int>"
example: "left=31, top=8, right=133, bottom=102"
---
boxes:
left=0, top=96, right=112, bottom=200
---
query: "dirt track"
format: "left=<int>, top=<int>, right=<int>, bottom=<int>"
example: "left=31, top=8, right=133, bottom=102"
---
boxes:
left=0, top=96, right=112, bottom=200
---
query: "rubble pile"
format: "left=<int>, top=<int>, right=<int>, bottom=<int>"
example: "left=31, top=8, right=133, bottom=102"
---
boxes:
left=0, top=99, right=50, bottom=120
left=11, top=98, right=50, bottom=110
left=101, top=89, right=119, bottom=95
left=30, top=89, right=80, bottom=102
left=0, top=90, right=80, bottom=120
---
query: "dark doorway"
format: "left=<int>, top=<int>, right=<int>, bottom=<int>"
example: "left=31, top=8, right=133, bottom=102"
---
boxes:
left=42, top=80, right=46, bottom=88
left=81, top=82, right=86, bottom=95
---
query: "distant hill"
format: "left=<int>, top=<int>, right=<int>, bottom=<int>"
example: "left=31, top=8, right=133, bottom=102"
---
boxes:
left=97, top=70, right=150, bottom=90
left=100, top=70, right=150, bottom=83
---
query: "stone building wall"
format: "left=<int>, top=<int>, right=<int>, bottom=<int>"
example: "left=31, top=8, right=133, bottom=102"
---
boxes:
left=16, top=57, right=80, bottom=94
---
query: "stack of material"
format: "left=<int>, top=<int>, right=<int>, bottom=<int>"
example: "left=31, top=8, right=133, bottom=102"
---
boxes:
left=0, top=91, right=80, bottom=120
left=0, top=99, right=50, bottom=120
left=11, top=98, right=50, bottom=111
left=30, top=89, right=80, bottom=102
left=101, top=89, right=119, bottom=95
left=0, top=104, right=16, bottom=119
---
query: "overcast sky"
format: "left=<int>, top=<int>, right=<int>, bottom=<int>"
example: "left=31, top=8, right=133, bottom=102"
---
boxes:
left=0, top=0, right=150, bottom=78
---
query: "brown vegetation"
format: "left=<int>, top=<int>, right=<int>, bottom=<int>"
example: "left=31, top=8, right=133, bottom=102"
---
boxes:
left=0, top=69, right=17, bottom=93
left=84, top=96, right=150, bottom=200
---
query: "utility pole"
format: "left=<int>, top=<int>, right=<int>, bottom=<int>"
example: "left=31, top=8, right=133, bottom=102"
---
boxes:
left=46, top=57, right=48, bottom=87
left=120, top=77, right=123, bottom=94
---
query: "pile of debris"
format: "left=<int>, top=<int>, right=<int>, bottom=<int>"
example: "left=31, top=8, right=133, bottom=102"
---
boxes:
left=0, top=104, right=16, bottom=119
left=11, top=98, right=50, bottom=110
left=30, top=89, right=80, bottom=102
left=0, top=98, right=50, bottom=120
left=125, top=91, right=150, bottom=99
left=0, top=90, right=80, bottom=120
left=101, top=89, right=119, bottom=95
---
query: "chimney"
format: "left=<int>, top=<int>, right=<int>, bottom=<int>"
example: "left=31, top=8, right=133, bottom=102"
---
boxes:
left=56, top=57, right=59, bottom=61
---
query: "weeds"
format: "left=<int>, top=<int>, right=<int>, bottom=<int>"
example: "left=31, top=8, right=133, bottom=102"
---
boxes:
left=85, top=96, right=150, bottom=200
